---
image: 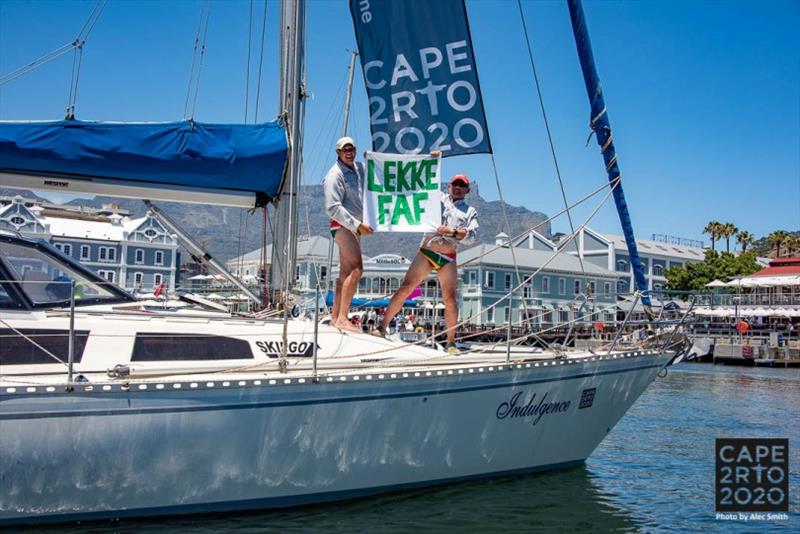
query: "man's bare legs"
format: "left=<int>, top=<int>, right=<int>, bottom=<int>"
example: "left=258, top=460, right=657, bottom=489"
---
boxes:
left=331, top=278, right=343, bottom=322
left=382, top=253, right=433, bottom=331
left=333, top=229, right=363, bottom=333
left=436, top=261, right=459, bottom=345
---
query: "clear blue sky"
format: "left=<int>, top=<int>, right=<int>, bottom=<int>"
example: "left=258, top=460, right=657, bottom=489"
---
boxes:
left=1, top=0, right=798, bottom=245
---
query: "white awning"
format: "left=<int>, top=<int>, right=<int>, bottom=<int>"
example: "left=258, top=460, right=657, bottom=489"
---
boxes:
left=705, top=279, right=727, bottom=288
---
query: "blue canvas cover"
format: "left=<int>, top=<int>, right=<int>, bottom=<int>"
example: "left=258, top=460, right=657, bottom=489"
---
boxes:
left=0, top=120, right=288, bottom=205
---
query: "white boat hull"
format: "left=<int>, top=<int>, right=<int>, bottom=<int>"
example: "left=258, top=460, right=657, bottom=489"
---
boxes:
left=0, top=350, right=672, bottom=524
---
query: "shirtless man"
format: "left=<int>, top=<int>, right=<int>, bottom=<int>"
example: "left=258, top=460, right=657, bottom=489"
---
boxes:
left=323, top=137, right=373, bottom=332
left=375, top=174, right=478, bottom=354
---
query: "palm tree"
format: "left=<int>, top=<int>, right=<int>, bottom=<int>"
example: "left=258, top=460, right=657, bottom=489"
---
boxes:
left=767, top=230, right=790, bottom=257
left=785, top=235, right=800, bottom=257
left=736, top=230, right=753, bottom=252
left=720, top=222, right=738, bottom=253
left=703, top=220, right=722, bottom=251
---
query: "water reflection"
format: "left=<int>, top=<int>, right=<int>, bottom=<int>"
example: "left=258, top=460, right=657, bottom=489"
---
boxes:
left=19, top=465, right=639, bottom=534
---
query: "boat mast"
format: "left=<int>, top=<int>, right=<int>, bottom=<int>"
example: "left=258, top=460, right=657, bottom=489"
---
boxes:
left=566, top=0, right=652, bottom=309
left=270, top=0, right=307, bottom=296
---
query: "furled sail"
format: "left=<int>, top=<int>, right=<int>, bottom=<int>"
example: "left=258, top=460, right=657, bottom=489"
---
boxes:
left=349, top=0, right=492, bottom=157
left=567, top=0, right=652, bottom=308
left=0, top=119, right=288, bottom=208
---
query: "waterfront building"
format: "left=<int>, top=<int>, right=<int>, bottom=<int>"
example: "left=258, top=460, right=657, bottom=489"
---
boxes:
left=0, top=196, right=178, bottom=292
left=226, top=235, right=335, bottom=293
left=553, top=227, right=706, bottom=295
left=458, top=233, right=620, bottom=328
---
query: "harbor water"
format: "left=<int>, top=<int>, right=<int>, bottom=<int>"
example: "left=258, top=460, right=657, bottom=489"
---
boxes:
left=18, top=364, right=799, bottom=533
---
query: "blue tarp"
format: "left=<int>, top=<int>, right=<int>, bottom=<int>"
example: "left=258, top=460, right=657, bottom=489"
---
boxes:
left=0, top=120, right=288, bottom=205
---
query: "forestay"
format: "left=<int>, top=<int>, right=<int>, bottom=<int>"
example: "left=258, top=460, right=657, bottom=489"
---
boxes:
left=0, top=119, right=288, bottom=208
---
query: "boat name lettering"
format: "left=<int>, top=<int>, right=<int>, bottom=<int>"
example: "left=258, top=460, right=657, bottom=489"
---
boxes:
left=496, top=391, right=571, bottom=426
left=43, top=179, right=69, bottom=188
left=256, top=341, right=318, bottom=358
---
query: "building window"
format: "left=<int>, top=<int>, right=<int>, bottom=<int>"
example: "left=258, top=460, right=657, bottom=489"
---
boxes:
left=502, top=306, right=510, bottom=323
left=559, top=310, right=570, bottom=323
left=320, top=266, right=327, bottom=282
left=134, top=272, right=143, bottom=287
left=62, top=244, right=72, bottom=256
left=10, top=216, right=25, bottom=225
left=54, top=243, right=63, bottom=251
left=589, top=281, right=596, bottom=294
left=604, top=282, right=611, bottom=297
left=155, top=250, right=164, bottom=266
left=99, top=247, right=116, bottom=262
left=144, top=229, right=157, bottom=238
left=616, top=259, right=628, bottom=272
left=295, top=265, right=300, bottom=282
left=523, top=283, right=534, bottom=299
left=98, top=270, right=115, bottom=283
left=574, top=280, right=581, bottom=294
left=80, top=245, right=90, bottom=260
left=542, top=276, right=550, bottom=293
left=154, top=273, right=163, bottom=287
left=617, top=280, right=628, bottom=294
left=485, top=271, right=495, bottom=289
left=135, top=249, right=144, bottom=264
left=469, top=271, right=477, bottom=285
left=486, top=307, right=495, bottom=324
left=653, top=264, right=663, bottom=276
left=558, top=278, right=566, bottom=295
left=504, top=273, right=512, bottom=290
left=654, top=283, right=663, bottom=292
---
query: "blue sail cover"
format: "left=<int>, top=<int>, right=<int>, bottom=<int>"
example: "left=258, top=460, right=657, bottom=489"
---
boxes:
left=0, top=120, right=288, bottom=206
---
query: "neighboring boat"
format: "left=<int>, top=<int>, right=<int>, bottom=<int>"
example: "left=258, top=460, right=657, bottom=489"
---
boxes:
left=0, top=0, right=688, bottom=525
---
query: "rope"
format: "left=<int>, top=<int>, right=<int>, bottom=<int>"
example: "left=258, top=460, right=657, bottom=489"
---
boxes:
left=516, top=0, right=588, bottom=287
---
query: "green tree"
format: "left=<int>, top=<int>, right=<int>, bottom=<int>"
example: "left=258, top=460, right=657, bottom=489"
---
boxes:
left=703, top=220, right=722, bottom=251
left=736, top=230, right=753, bottom=252
left=663, top=250, right=761, bottom=292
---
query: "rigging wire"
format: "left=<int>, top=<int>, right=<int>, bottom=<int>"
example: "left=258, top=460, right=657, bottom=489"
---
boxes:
left=253, top=0, right=269, bottom=123
left=183, top=1, right=207, bottom=119
left=0, top=0, right=107, bottom=87
left=189, top=1, right=213, bottom=119
left=516, top=0, right=589, bottom=285
left=244, top=0, right=254, bottom=123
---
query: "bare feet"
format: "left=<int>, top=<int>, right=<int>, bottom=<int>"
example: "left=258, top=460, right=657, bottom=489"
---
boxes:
left=336, top=319, right=361, bottom=333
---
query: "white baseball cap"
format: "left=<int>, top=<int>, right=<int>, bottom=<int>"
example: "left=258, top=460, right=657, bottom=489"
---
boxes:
left=335, top=136, right=356, bottom=150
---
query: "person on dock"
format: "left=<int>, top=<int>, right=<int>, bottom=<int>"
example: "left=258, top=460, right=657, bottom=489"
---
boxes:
left=374, top=174, right=478, bottom=354
left=323, top=136, right=373, bottom=332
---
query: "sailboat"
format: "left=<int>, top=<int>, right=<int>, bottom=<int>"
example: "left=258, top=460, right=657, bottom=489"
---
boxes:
left=0, top=0, right=689, bottom=525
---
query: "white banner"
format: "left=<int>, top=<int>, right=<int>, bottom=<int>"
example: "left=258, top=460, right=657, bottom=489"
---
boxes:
left=363, top=151, right=442, bottom=233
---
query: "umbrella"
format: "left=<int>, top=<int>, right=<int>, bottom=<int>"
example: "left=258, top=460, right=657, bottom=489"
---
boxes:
left=705, top=279, right=726, bottom=288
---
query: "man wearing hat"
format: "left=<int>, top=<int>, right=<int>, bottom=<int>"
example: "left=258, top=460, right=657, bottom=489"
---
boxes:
left=323, top=136, right=373, bottom=332
left=375, top=174, right=478, bottom=354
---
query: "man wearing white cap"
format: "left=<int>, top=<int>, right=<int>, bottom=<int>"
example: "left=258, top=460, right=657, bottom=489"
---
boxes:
left=323, top=136, right=373, bottom=332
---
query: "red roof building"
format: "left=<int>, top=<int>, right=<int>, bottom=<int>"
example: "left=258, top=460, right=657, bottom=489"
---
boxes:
left=752, top=257, right=800, bottom=277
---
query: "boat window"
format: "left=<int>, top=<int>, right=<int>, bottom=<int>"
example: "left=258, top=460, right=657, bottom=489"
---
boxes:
left=131, top=333, right=253, bottom=361
left=0, top=328, right=89, bottom=365
left=0, top=240, right=119, bottom=306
